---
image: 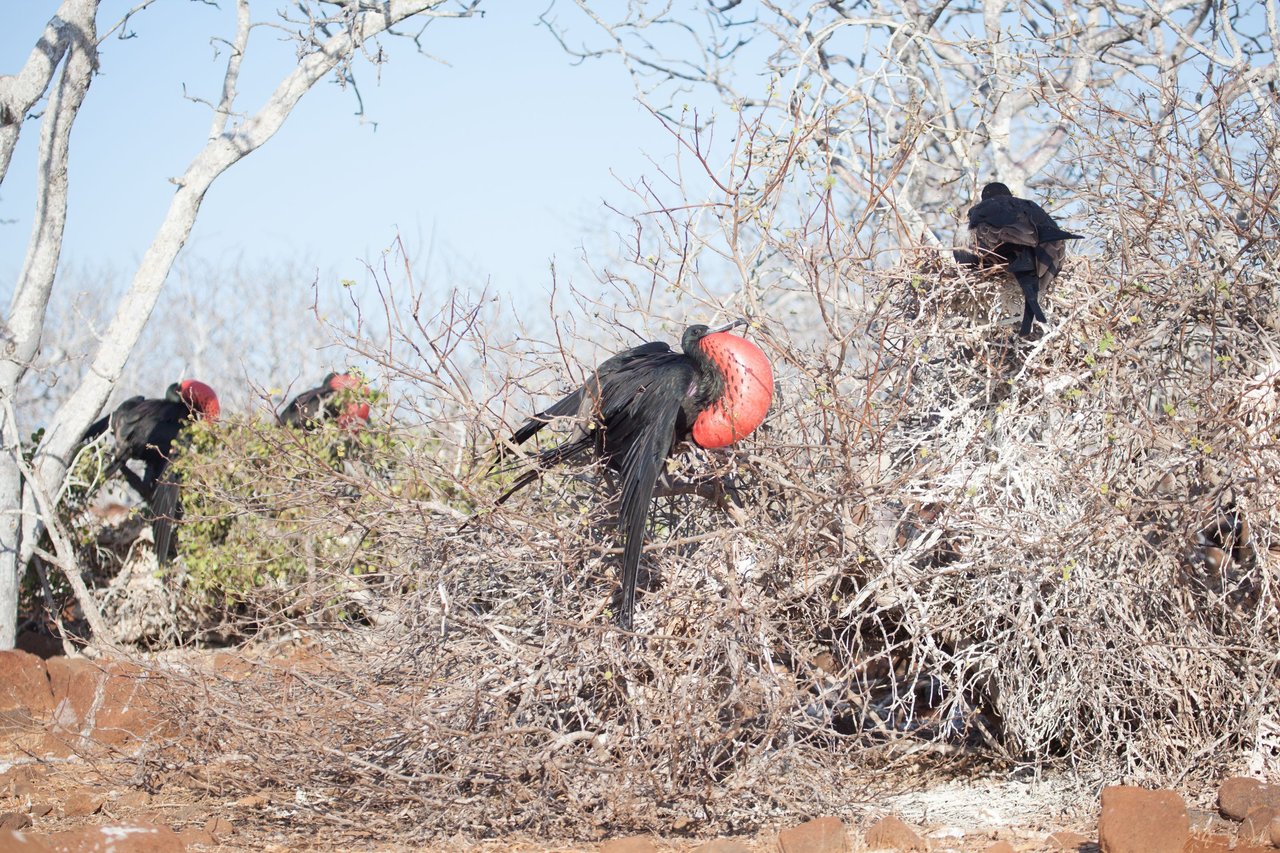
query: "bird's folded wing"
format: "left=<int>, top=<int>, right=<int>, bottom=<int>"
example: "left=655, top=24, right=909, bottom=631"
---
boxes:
left=615, top=380, right=686, bottom=625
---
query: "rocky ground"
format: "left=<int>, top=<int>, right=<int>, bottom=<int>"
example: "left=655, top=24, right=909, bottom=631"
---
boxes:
left=2, top=641, right=1279, bottom=853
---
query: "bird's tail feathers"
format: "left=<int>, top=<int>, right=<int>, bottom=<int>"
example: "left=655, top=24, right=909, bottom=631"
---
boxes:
left=151, top=477, right=182, bottom=567
left=1041, top=226, right=1085, bottom=242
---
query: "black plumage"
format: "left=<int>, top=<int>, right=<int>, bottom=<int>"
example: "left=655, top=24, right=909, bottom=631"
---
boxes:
left=499, top=321, right=771, bottom=629
left=278, top=372, right=368, bottom=430
left=82, top=380, right=219, bottom=565
left=955, top=182, right=1084, bottom=336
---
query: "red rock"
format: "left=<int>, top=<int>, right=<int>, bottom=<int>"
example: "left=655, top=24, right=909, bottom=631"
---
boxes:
left=1240, top=805, right=1277, bottom=843
left=1097, top=786, right=1189, bottom=853
left=983, top=842, right=1015, bottom=853
left=779, top=816, right=848, bottom=853
left=1184, top=833, right=1233, bottom=853
left=0, top=652, right=55, bottom=757
left=44, top=658, right=162, bottom=752
left=0, top=830, right=52, bottom=851
left=692, top=839, right=751, bottom=853
left=1271, top=812, right=1280, bottom=846
left=0, top=813, right=32, bottom=830
left=0, top=651, right=54, bottom=722
left=1047, top=829, right=1089, bottom=849
left=599, top=837, right=657, bottom=853
left=26, top=803, right=53, bottom=819
left=43, top=823, right=186, bottom=853
left=863, top=815, right=922, bottom=851
left=1219, top=776, right=1269, bottom=820
left=61, top=789, right=105, bottom=818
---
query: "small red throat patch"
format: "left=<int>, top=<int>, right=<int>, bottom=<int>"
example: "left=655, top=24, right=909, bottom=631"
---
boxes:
left=691, top=332, right=773, bottom=449
left=179, top=379, right=220, bottom=421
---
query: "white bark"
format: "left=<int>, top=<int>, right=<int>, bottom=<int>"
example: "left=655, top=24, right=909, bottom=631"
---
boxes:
left=0, top=0, right=98, bottom=651
left=0, top=0, right=93, bottom=185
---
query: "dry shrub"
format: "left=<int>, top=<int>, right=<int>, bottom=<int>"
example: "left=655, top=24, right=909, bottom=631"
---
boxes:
left=164, top=89, right=1279, bottom=839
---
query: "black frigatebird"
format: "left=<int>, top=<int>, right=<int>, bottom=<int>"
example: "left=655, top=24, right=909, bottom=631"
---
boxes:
left=82, top=379, right=220, bottom=564
left=278, top=372, right=371, bottom=431
left=498, top=319, right=774, bottom=629
left=954, top=182, right=1084, bottom=336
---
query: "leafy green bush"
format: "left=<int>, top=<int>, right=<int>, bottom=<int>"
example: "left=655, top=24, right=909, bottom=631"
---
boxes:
left=172, top=415, right=395, bottom=611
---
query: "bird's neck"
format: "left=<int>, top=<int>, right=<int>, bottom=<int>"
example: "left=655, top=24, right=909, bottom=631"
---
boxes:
left=687, top=343, right=727, bottom=405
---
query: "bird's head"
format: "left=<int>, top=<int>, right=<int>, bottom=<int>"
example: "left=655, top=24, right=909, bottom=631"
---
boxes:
left=981, top=182, right=1013, bottom=200
left=176, top=379, right=220, bottom=421
left=681, top=318, right=746, bottom=354
left=688, top=319, right=773, bottom=449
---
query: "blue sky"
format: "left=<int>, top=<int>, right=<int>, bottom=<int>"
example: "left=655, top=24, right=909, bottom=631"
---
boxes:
left=0, top=2, right=719, bottom=303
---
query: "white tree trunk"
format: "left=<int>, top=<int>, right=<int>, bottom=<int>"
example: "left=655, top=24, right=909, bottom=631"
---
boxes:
left=0, top=0, right=99, bottom=650
left=0, top=0, right=90, bottom=185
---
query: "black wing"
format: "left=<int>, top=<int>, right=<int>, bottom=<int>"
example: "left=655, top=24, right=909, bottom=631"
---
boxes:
left=503, top=341, right=673, bottom=452
left=82, top=395, right=146, bottom=443
left=103, top=399, right=188, bottom=498
left=968, top=197, right=1040, bottom=251
left=1018, top=198, right=1084, bottom=245
left=279, top=386, right=330, bottom=428
left=492, top=344, right=681, bottom=503
left=611, top=366, right=692, bottom=629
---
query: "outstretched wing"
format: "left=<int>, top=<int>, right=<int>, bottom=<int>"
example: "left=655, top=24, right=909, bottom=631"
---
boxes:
left=502, top=341, right=673, bottom=453
left=505, top=386, right=587, bottom=450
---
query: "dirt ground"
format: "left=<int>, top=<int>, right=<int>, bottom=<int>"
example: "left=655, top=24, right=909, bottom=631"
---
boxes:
left=0, top=639, right=1272, bottom=853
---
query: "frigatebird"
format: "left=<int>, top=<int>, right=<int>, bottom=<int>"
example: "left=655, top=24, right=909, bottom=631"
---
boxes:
left=954, top=182, right=1084, bottom=336
left=278, top=372, right=370, bottom=431
left=82, top=379, right=220, bottom=564
left=498, top=319, right=773, bottom=629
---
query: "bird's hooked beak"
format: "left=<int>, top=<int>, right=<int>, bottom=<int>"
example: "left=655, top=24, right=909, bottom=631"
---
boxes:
left=708, top=318, right=748, bottom=335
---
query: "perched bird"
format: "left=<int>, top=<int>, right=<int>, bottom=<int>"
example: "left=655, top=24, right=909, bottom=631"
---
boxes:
left=955, top=182, right=1084, bottom=336
left=498, top=320, right=774, bottom=629
left=82, top=380, right=220, bottom=564
left=278, top=372, right=371, bottom=431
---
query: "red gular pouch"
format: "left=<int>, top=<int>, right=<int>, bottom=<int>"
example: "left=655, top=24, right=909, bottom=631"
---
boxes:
left=330, top=373, right=372, bottom=432
left=337, top=401, right=372, bottom=432
left=178, top=379, right=220, bottom=421
left=691, top=332, right=773, bottom=449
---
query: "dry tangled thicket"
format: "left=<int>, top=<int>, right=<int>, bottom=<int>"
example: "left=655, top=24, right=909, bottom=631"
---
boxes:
left=125, top=84, right=1280, bottom=841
